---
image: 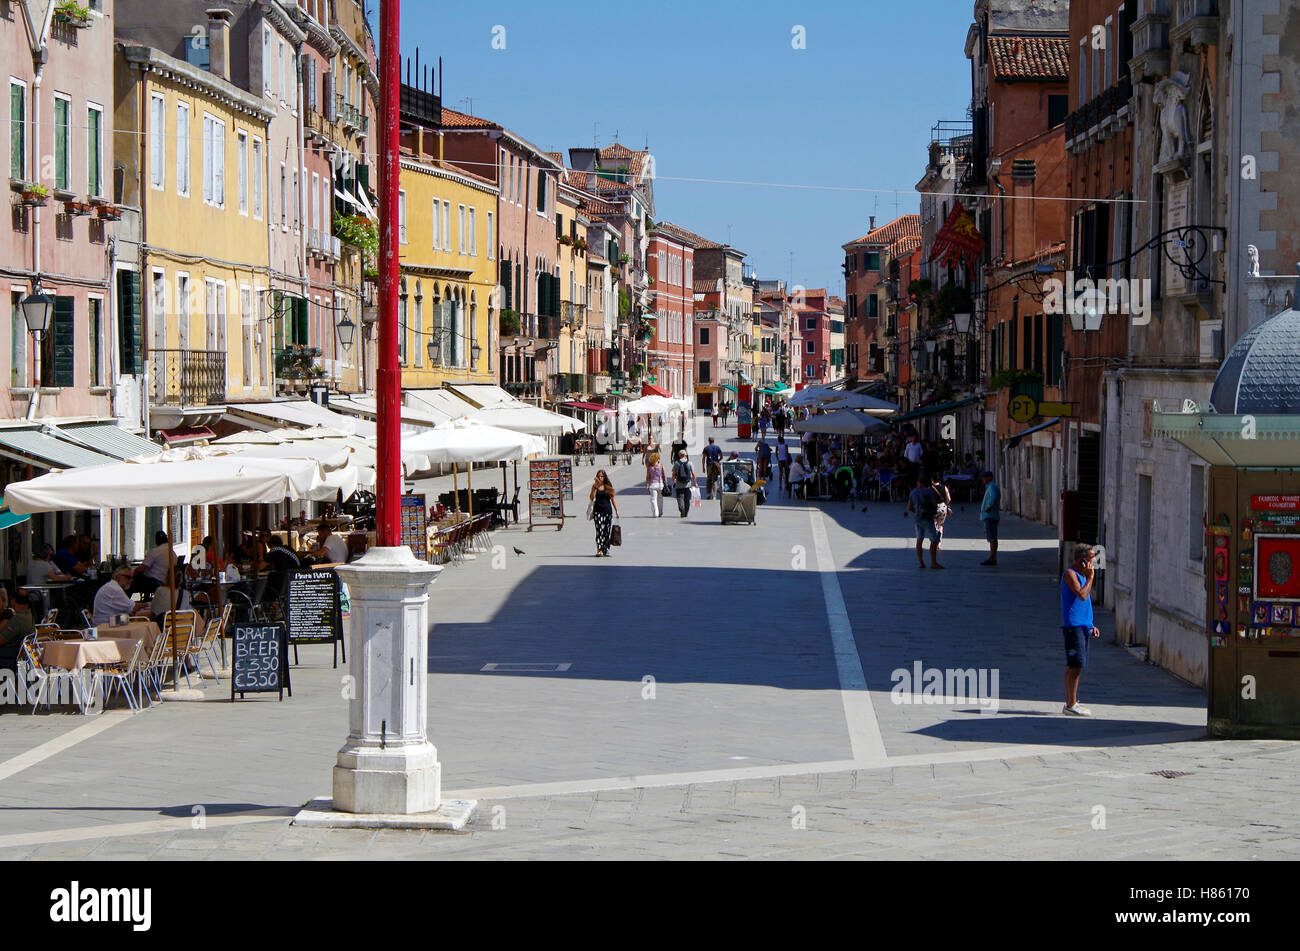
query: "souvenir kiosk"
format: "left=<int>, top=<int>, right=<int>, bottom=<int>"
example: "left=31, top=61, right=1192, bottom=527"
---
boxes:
left=1155, top=275, right=1300, bottom=738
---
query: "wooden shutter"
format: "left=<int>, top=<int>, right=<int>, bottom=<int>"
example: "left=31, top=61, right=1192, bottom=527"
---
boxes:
left=272, top=291, right=285, bottom=351
left=49, top=296, right=76, bottom=387
left=294, top=296, right=309, bottom=346
left=117, top=270, right=143, bottom=375
left=500, top=261, right=512, bottom=313
left=324, top=71, right=335, bottom=121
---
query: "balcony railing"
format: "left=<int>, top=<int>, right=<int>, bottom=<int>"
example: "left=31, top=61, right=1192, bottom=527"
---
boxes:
left=1065, top=76, right=1134, bottom=145
left=1171, top=0, right=1218, bottom=47
left=561, top=301, right=588, bottom=328
left=1131, top=0, right=1172, bottom=81
left=150, top=350, right=226, bottom=407
left=551, top=372, right=586, bottom=395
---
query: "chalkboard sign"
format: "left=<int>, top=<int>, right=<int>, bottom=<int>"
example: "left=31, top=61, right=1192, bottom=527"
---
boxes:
left=230, top=624, right=290, bottom=701
left=286, top=567, right=342, bottom=643
left=401, top=494, right=428, bottom=561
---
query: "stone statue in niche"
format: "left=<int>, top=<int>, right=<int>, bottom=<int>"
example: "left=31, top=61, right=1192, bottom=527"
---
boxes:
left=1246, top=245, right=1261, bottom=278
left=1154, top=72, right=1193, bottom=167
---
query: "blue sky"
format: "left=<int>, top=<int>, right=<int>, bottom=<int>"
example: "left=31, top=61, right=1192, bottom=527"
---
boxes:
left=372, top=0, right=976, bottom=296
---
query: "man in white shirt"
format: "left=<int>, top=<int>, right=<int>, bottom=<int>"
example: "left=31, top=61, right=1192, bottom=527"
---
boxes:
left=150, top=583, right=191, bottom=621
left=305, top=525, right=348, bottom=565
left=93, top=568, right=150, bottom=625
left=132, top=531, right=175, bottom=596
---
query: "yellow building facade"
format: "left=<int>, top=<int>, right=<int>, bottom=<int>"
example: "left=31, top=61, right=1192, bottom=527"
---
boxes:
left=554, top=186, right=590, bottom=396
left=116, top=46, right=274, bottom=417
left=396, top=158, right=498, bottom=387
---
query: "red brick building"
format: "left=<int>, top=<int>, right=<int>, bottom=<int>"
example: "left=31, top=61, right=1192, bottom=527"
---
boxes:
left=842, top=215, right=921, bottom=384
left=645, top=222, right=697, bottom=399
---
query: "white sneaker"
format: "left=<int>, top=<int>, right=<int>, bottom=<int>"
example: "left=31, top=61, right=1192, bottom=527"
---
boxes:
left=1062, top=704, right=1093, bottom=717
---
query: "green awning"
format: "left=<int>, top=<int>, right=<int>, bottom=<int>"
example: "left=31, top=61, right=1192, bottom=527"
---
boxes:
left=892, top=396, right=982, bottom=424
left=0, top=497, right=29, bottom=532
left=722, top=384, right=738, bottom=393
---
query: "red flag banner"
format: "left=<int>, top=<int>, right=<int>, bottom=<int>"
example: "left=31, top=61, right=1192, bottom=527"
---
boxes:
left=929, top=204, right=985, bottom=269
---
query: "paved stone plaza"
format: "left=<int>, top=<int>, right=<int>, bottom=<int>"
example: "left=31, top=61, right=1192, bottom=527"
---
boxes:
left=0, top=421, right=1293, bottom=860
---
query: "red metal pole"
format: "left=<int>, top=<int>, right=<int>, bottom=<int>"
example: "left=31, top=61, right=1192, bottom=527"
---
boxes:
left=376, top=0, right=401, bottom=547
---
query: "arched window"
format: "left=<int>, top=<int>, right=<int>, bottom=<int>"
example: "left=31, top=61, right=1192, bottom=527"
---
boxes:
left=470, top=291, right=479, bottom=371
left=413, top=280, right=424, bottom=367
left=398, top=277, right=408, bottom=365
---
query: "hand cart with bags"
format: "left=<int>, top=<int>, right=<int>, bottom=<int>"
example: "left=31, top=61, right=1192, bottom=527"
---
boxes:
left=719, top=459, right=758, bottom=525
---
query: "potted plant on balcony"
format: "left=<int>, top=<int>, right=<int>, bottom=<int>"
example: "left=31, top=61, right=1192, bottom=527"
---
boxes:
left=617, top=253, right=630, bottom=265
left=574, top=237, right=588, bottom=252
left=629, top=362, right=645, bottom=381
left=334, top=213, right=379, bottom=257
left=19, top=183, right=50, bottom=206
left=96, top=202, right=123, bottom=221
left=499, top=308, right=520, bottom=336
left=558, top=234, right=572, bottom=246
left=63, top=198, right=93, bottom=216
left=53, top=0, right=91, bottom=27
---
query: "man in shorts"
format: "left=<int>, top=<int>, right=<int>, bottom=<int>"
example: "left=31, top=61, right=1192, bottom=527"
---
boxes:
left=1061, top=544, right=1102, bottom=716
left=906, top=474, right=943, bottom=570
left=701, top=437, right=724, bottom=499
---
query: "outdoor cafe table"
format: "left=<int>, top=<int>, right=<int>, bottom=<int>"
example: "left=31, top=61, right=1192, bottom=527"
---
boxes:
left=97, top=620, right=162, bottom=653
left=41, top=638, right=130, bottom=673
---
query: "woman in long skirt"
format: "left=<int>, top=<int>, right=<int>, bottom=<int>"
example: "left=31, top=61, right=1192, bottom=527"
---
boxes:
left=590, top=470, right=620, bottom=556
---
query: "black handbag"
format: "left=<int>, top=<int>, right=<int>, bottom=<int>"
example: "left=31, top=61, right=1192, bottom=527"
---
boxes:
left=610, top=523, right=623, bottom=547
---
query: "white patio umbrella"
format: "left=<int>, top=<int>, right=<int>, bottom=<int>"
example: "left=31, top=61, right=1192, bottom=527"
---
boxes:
left=622, top=394, right=687, bottom=415
left=468, top=402, right=583, bottom=436
left=793, top=410, right=891, bottom=436
left=818, top=392, right=900, bottom=417
left=788, top=385, right=845, bottom=408
left=400, top=418, right=546, bottom=469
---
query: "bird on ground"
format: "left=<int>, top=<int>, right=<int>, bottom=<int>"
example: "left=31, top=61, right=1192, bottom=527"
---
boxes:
left=513, top=547, right=526, bottom=556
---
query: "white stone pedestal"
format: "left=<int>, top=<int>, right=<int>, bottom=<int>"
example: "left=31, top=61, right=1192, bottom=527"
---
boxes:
left=292, top=546, right=473, bottom=828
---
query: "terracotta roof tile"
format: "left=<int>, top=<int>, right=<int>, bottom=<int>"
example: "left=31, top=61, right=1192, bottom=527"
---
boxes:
left=891, top=234, right=923, bottom=258
left=987, top=35, right=1071, bottom=82
left=439, top=106, right=500, bottom=130
left=846, top=214, right=922, bottom=249
left=650, top=222, right=701, bottom=247
left=657, top=221, right=723, bottom=250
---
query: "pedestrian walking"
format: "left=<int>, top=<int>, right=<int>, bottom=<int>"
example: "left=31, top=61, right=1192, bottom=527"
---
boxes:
left=759, top=406, right=770, bottom=439
left=672, top=450, right=698, bottom=517
left=645, top=452, right=666, bottom=518
left=712, top=405, right=719, bottom=427
left=979, top=471, right=1001, bottom=565
left=1061, top=545, right=1101, bottom=715
left=907, top=474, right=944, bottom=569
left=775, top=436, right=791, bottom=489
left=701, top=437, right=723, bottom=499
left=589, top=470, right=620, bottom=557
left=932, top=477, right=953, bottom=535
left=755, top=437, right=772, bottom=481
left=774, top=405, right=787, bottom=437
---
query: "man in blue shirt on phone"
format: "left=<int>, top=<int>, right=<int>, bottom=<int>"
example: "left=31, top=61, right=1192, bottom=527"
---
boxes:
left=1061, top=545, right=1102, bottom=716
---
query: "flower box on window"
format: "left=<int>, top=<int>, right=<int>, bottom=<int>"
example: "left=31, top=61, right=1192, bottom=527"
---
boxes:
left=19, top=184, right=50, bottom=207
left=96, top=203, right=123, bottom=221
left=64, top=199, right=93, bottom=216
left=53, top=1, right=92, bottom=27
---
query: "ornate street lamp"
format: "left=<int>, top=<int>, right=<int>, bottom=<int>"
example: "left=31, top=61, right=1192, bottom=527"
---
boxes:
left=952, top=312, right=972, bottom=335
left=335, top=313, right=357, bottom=354
left=21, top=284, right=54, bottom=339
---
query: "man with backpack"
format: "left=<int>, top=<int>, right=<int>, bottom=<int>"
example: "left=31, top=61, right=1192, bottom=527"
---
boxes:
left=701, top=437, right=724, bottom=499
left=672, top=450, right=699, bottom=518
left=907, top=474, right=944, bottom=570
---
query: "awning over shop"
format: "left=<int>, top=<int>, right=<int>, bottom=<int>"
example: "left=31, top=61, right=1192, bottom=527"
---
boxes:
left=641, top=382, right=671, bottom=398
left=722, top=384, right=738, bottom=393
left=1153, top=412, right=1300, bottom=467
left=159, top=427, right=215, bottom=447
left=0, top=427, right=119, bottom=470
left=52, top=422, right=162, bottom=460
left=444, top=383, right=524, bottom=410
left=1006, top=417, right=1063, bottom=448
left=0, top=496, right=30, bottom=532
left=559, top=401, right=615, bottom=414
left=403, top=388, right=480, bottom=421
left=892, top=396, right=982, bottom=424
left=331, top=395, right=443, bottom=431
left=224, top=400, right=376, bottom=438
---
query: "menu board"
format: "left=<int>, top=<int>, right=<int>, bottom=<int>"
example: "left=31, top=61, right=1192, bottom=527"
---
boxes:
left=401, top=493, right=428, bottom=561
left=286, top=568, right=342, bottom=645
left=230, top=624, right=290, bottom=701
left=529, top=459, right=570, bottom=530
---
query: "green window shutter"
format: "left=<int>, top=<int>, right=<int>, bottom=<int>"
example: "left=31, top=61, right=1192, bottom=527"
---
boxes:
left=54, top=98, right=68, bottom=190
left=500, top=261, right=512, bottom=314
left=513, top=263, right=520, bottom=312
left=1009, top=317, right=1018, bottom=371
left=117, top=270, right=143, bottom=375
left=50, top=296, right=76, bottom=387
left=295, top=296, right=309, bottom=345
left=10, top=84, right=23, bottom=180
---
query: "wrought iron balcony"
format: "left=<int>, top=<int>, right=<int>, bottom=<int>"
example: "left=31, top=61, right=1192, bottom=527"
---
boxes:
left=150, top=349, right=226, bottom=408
left=1065, top=76, right=1134, bottom=149
left=561, top=301, right=588, bottom=328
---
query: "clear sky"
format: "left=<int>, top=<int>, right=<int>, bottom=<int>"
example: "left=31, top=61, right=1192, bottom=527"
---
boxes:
left=370, top=0, right=977, bottom=297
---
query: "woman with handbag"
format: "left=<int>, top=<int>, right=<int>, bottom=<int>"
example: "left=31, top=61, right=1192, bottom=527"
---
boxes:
left=589, top=470, right=620, bottom=557
left=645, top=452, right=666, bottom=518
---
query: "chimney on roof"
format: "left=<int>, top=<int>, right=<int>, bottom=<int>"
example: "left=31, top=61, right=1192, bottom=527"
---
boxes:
left=569, top=148, right=597, bottom=173
left=869, top=215, right=876, bottom=231
left=206, top=8, right=232, bottom=82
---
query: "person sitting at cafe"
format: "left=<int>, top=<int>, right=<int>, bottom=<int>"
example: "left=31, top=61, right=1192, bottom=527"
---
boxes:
left=0, top=588, right=35, bottom=678
left=131, top=531, right=175, bottom=597
left=27, top=544, right=71, bottom=586
left=260, top=536, right=302, bottom=602
left=53, top=534, right=88, bottom=578
left=93, top=568, right=151, bottom=626
left=304, top=524, right=348, bottom=566
left=788, top=456, right=810, bottom=499
left=150, top=582, right=191, bottom=623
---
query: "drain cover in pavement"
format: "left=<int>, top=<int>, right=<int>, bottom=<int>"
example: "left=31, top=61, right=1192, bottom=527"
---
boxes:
left=480, top=663, right=572, bottom=672
left=1149, top=770, right=1192, bottom=779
